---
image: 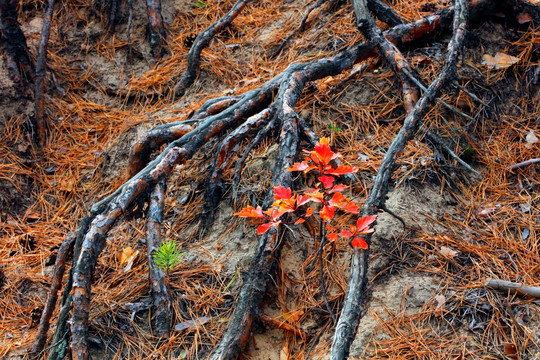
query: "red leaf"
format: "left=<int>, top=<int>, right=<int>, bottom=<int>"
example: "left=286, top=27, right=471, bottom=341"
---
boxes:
left=296, top=195, right=310, bottom=207
left=234, top=206, right=264, bottom=218
left=273, top=186, right=292, bottom=200
left=329, top=184, right=347, bottom=193
left=257, top=221, right=280, bottom=235
left=343, top=201, right=359, bottom=214
left=312, top=138, right=340, bottom=166
left=356, top=215, right=377, bottom=232
left=341, top=230, right=354, bottom=238
left=326, top=164, right=358, bottom=176
left=318, top=175, right=335, bottom=189
left=320, top=205, right=335, bottom=221
left=351, top=237, right=368, bottom=249
left=328, top=232, right=339, bottom=242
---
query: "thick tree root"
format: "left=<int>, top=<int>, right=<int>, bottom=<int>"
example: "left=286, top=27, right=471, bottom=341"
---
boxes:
left=146, top=0, right=167, bottom=57
left=0, top=0, right=34, bottom=94
left=28, top=232, right=76, bottom=358
left=146, top=180, right=171, bottom=337
left=209, top=89, right=300, bottom=360
left=329, top=1, right=470, bottom=358
left=34, top=0, right=56, bottom=146
left=203, top=107, right=275, bottom=227
left=173, top=0, right=251, bottom=99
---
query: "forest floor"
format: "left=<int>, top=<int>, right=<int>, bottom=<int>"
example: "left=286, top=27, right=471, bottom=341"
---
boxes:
left=0, top=0, right=539, bottom=359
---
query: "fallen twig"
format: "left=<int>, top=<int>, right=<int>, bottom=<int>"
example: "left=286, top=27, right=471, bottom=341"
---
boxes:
left=485, top=278, right=540, bottom=298
left=506, top=158, right=540, bottom=171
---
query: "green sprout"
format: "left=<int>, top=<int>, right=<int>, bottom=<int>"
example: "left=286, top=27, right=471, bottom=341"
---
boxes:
left=153, top=240, right=182, bottom=272
left=328, top=124, right=342, bottom=132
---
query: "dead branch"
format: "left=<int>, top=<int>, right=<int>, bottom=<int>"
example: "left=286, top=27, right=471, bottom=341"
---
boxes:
left=506, top=158, right=540, bottom=171
left=329, top=0, right=469, bottom=358
left=29, top=232, right=76, bottom=358
left=146, top=0, right=168, bottom=57
left=485, top=278, right=540, bottom=298
left=173, top=0, right=250, bottom=99
left=146, top=180, right=171, bottom=337
left=34, top=0, right=56, bottom=146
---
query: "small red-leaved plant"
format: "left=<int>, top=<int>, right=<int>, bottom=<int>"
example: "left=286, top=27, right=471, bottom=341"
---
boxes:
left=235, top=137, right=376, bottom=249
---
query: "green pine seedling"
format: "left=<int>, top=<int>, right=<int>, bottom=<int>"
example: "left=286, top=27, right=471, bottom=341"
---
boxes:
left=153, top=240, right=183, bottom=273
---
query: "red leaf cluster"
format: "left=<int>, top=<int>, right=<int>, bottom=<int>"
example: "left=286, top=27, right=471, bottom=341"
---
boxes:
left=235, top=138, right=376, bottom=247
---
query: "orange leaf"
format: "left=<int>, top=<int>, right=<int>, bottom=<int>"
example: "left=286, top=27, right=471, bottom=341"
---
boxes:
left=329, top=184, right=347, bottom=193
left=320, top=205, right=335, bottom=221
left=257, top=221, right=280, bottom=235
left=296, top=195, right=310, bottom=207
left=288, top=161, right=315, bottom=174
left=305, top=207, right=314, bottom=217
left=234, top=206, right=264, bottom=218
left=294, top=218, right=305, bottom=225
left=119, top=246, right=137, bottom=264
left=356, top=215, right=377, bottom=232
left=328, top=232, right=338, bottom=242
left=305, top=189, right=324, bottom=202
left=343, top=201, right=359, bottom=214
left=328, top=192, right=347, bottom=208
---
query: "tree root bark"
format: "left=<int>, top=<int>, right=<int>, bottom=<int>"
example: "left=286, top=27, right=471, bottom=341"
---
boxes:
left=146, top=0, right=168, bottom=57
left=146, top=180, right=171, bottom=337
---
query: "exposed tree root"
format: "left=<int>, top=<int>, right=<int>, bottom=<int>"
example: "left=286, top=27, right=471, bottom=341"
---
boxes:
left=330, top=0, right=469, bottom=358
left=145, top=0, right=168, bottom=57
left=28, top=231, right=76, bottom=358
left=353, top=0, right=419, bottom=114
left=173, top=0, right=251, bottom=99
left=0, top=0, right=34, bottom=94
left=145, top=180, right=171, bottom=337
left=34, top=0, right=56, bottom=146
left=33, top=0, right=534, bottom=359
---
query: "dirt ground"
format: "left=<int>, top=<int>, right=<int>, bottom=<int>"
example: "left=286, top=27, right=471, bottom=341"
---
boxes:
left=1, top=0, right=539, bottom=359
